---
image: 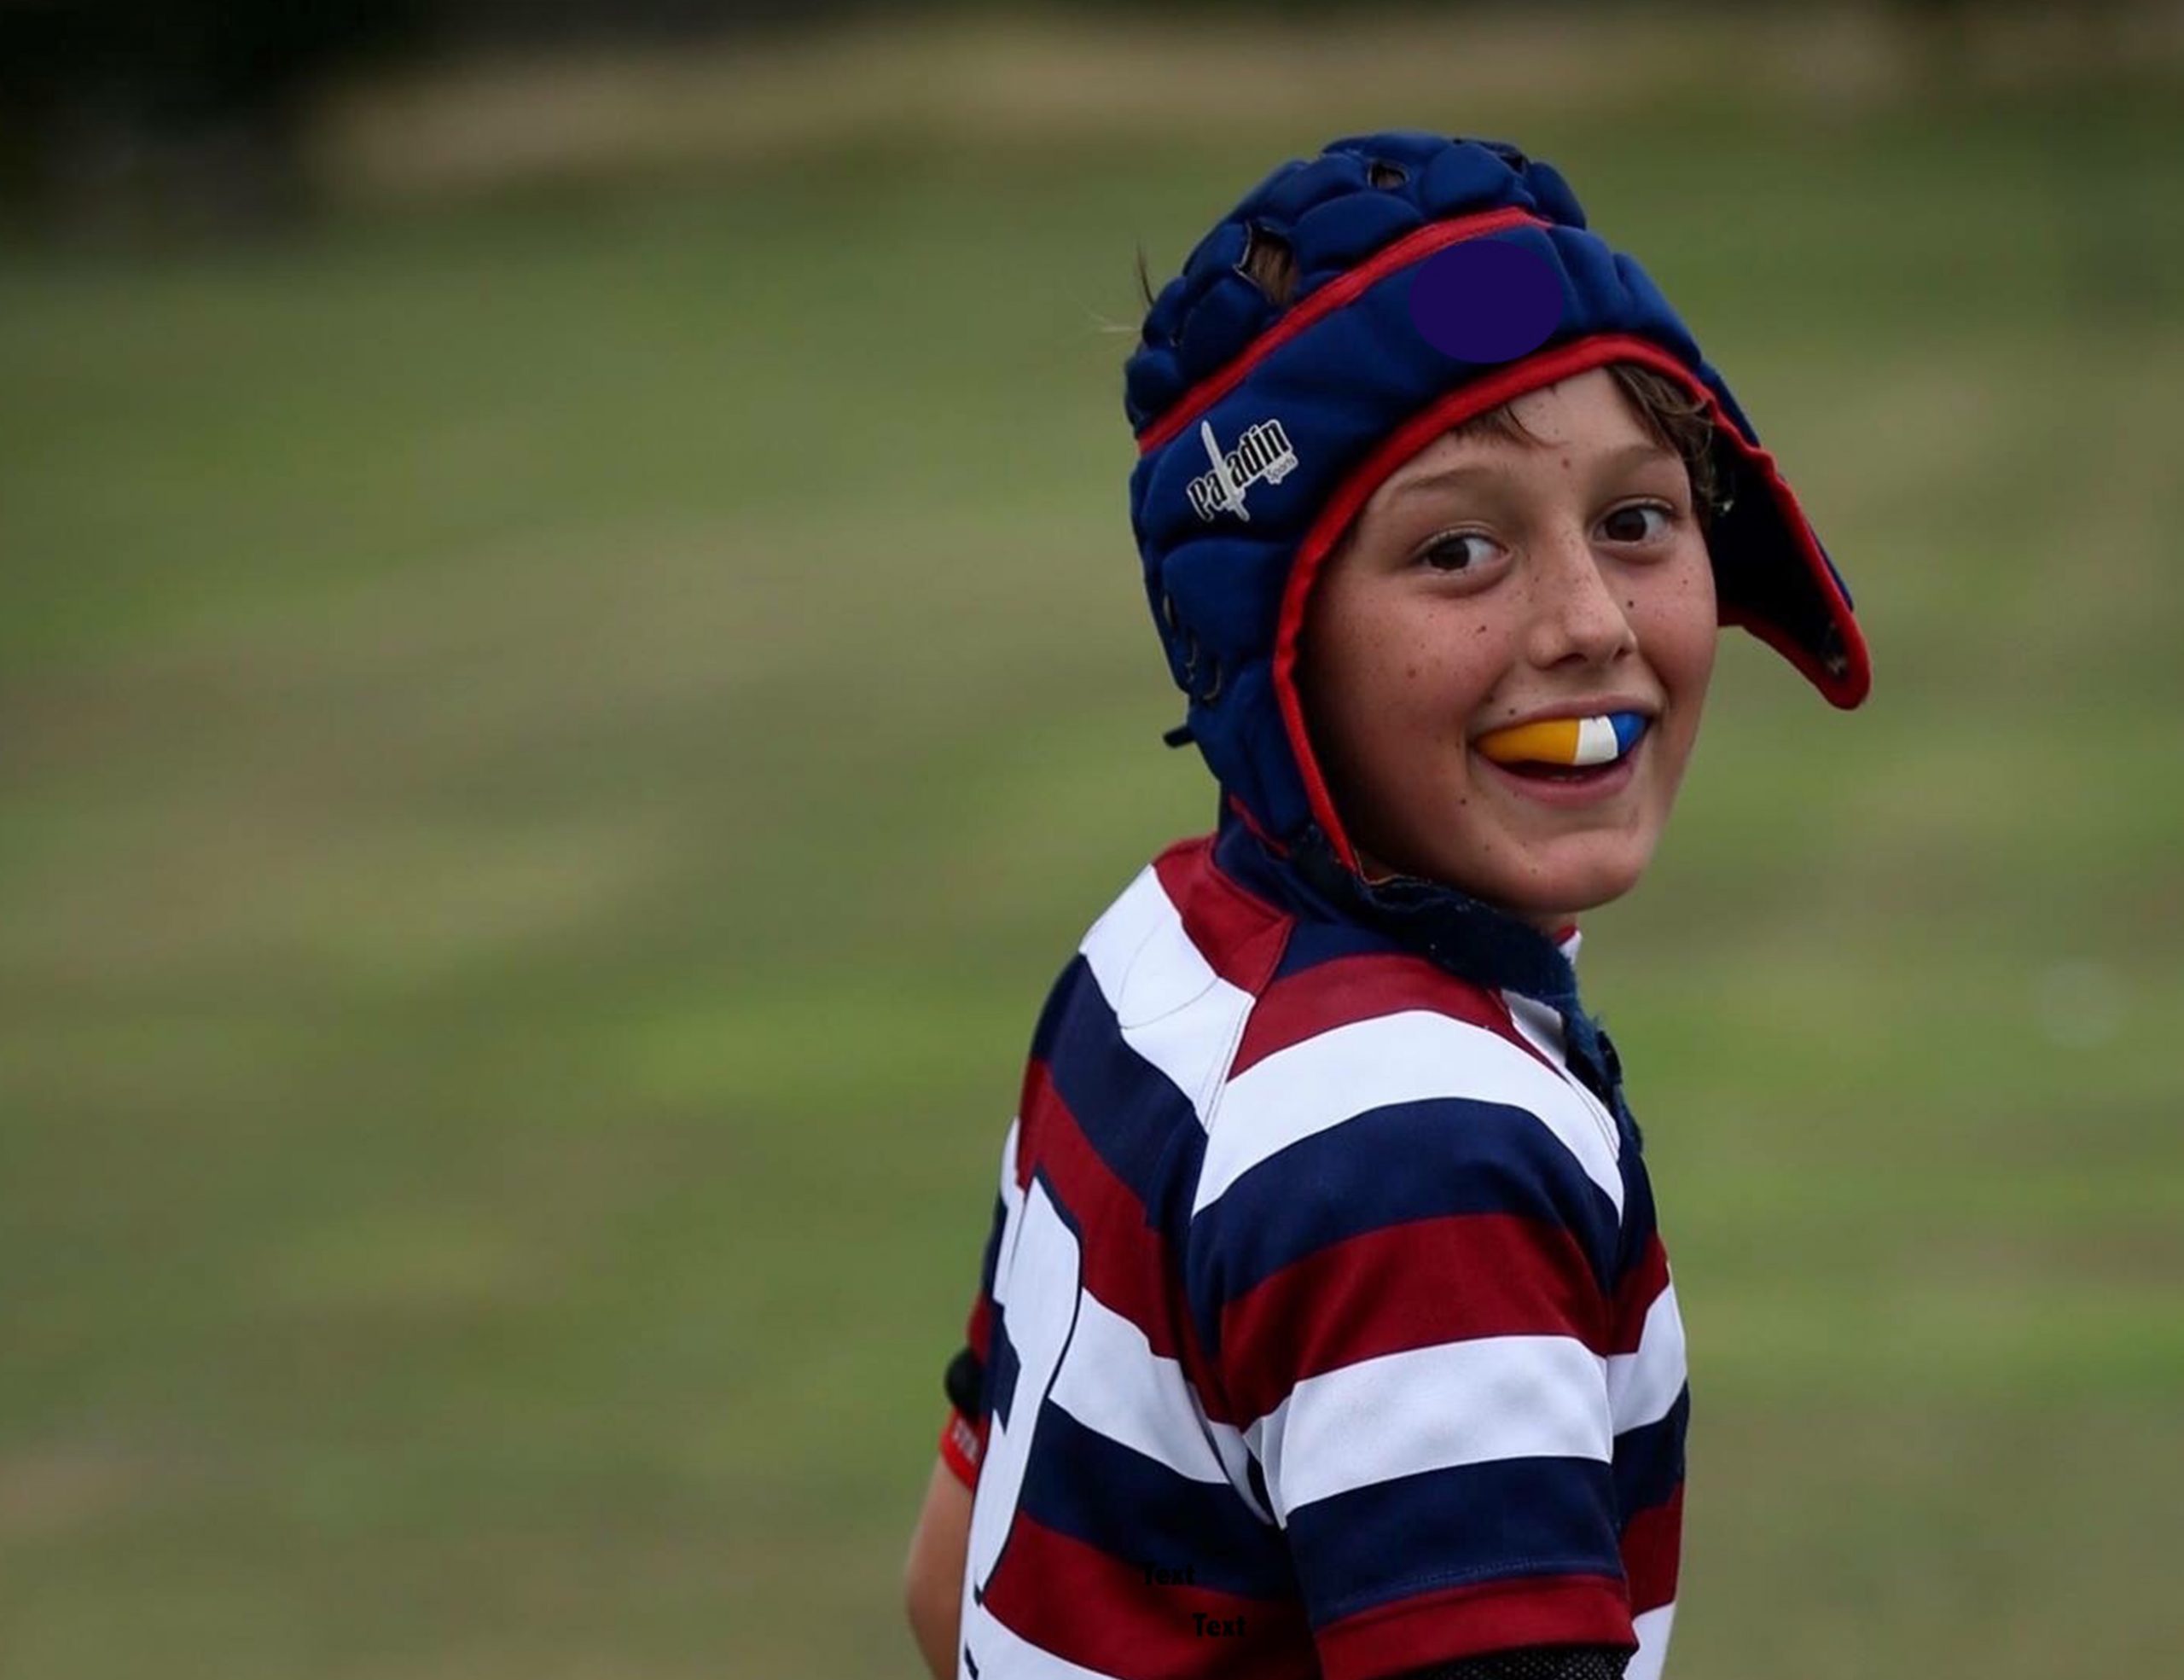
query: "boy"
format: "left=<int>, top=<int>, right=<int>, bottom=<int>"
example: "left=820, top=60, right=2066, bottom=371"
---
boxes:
left=903, top=131, right=1869, bottom=1680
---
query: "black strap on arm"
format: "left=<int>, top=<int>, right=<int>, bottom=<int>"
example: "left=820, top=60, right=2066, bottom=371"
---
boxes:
left=1402, top=1646, right=1630, bottom=1680
left=944, top=1346, right=984, bottom=1416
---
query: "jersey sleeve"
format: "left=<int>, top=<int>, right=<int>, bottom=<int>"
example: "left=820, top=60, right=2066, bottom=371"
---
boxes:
left=1186, top=1043, right=1637, bottom=1680
left=937, top=1116, right=1019, bottom=1490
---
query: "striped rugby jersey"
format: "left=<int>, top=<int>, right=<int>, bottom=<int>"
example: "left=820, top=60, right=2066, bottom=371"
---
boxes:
left=949, top=812, right=1687, bottom=1680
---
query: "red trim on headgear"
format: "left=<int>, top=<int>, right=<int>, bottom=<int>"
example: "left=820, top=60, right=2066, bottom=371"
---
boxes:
left=1134, top=206, right=1546, bottom=454
left=1272, top=333, right=1871, bottom=875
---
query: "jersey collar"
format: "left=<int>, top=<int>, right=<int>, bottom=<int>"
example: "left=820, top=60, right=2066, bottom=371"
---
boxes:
left=1215, top=795, right=1587, bottom=1015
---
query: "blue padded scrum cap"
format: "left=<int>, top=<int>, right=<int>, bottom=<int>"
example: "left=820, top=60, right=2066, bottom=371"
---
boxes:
left=1124, top=131, right=1870, bottom=872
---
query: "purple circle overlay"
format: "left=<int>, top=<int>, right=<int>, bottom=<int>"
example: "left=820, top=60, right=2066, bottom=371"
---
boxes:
left=1407, top=239, right=1564, bottom=364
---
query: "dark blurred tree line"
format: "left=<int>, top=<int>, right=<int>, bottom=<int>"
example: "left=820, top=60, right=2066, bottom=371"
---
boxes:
left=0, top=0, right=2152, bottom=232
left=0, top=0, right=909, bottom=228
left=0, top=0, right=422, bottom=225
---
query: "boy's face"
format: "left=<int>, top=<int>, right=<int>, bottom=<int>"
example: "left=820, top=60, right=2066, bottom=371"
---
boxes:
left=1298, top=368, right=1717, bottom=933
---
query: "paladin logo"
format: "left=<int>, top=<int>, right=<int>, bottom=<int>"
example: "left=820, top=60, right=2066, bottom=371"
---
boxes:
left=1186, top=417, right=1298, bottom=523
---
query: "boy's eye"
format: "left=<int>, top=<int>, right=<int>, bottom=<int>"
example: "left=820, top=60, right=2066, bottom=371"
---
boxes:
left=1412, top=503, right=1676, bottom=573
left=1416, top=532, right=1502, bottom=573
left=1600, top=503, right=1675, bottom=544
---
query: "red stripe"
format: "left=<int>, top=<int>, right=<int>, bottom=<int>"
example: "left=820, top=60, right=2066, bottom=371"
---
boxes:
left=1268, top=332, right=1869, bottom=872
left=1134, top=207, right=1545, bottom=452
left=981, top=1511, right=1319, bottom=1680
left=966, top=1294, right=992, bottom=1365
left=1232, top=950, right=1548, bottom=1079
left=1151, top=833, right=1292, bottom=996
left=1314, top=1571, right=1635, bottom=1680
left=1219, top=1212, right=1606, bottom=1425
left=1610, top=1232, right=1670, bottom=1356
left=1019, top=1057, right=1232, bottom=1418
left=1620, top=1482, right=1684, bottom=1615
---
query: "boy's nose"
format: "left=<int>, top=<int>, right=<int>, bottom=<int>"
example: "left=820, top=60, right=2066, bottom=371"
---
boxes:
left=1523, top=531, right=1639, bottom=670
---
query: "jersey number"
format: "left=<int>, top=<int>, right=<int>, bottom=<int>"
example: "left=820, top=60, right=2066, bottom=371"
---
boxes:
left=965, top=1166, right=1083, bottom=1601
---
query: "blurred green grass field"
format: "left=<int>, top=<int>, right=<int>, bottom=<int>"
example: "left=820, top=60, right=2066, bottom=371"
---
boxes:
left=4, top=49, right=2183, bottom=1680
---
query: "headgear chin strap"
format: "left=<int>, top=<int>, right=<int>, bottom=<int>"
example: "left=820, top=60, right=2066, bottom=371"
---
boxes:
left=1124, top=131, right=1870, bottom=870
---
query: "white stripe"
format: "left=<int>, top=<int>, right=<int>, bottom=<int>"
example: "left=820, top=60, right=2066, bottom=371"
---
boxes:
left=1080, top=865, right=1255, bottom=1124
left=1501, top=988, right=1569, bottom=1064
left=1606, top=1282, right=1687, bottom=1434
left=960, top=1596, right=1124, bottom=1680
left=1246, top=1335, right=1613, bottom=1525
left=987, top=1116, right=1024, bottom=1311
left=1575, top=713, right=1619, bottom=764
left=1627, top=1602, right=1676, bottom=1680
left=1196, top=1011, right=1623, bottom=1217
left=1079, top=867, right=1189, bottom=1023
left=1048, top=1289, right=1230, bottom=1485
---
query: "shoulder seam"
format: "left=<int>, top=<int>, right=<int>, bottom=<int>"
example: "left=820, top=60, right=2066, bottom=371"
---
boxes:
left=1188, top=827, right=1299, bottom=1128
left=1197, top=914, right=1295, bottom=1136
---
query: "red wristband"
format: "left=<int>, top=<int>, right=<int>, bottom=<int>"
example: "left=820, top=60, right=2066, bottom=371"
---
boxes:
left=938, top=1407, right=986, bottom=1489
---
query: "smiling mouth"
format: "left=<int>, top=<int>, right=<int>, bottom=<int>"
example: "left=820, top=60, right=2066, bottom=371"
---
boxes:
left=1472, top=730, right=1646, bottom=800
left=1473, top=711, right=1653, bottom=779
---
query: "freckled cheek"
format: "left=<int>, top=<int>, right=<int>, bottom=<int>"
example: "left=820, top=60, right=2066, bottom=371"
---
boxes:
left=1642, top=607, right=1712, bottom=672
left=1385, top=643, right=1480, bottom=724
left=1321, top=597, right=1502, bottom=751
left=1337, top=611, right=1426, bottom=691
left=1630, top=573, right=1719, bottom=693
left=1634, top=624, right=1716, bottom=789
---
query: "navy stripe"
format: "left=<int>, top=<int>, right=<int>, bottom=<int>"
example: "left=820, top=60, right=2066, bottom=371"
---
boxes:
left=1041, top=955, right=1206, bottom=1253
left=1027, top=952, right=1081, bottom=1066
left=1015, top=1400, right=1296, bottom=1601
left=1269, top=916, right=1414, bottom=982
left=986, top=1303, right=1022, bottom=1428
left=1612, top=1151, right=1659, bottom=1296
left=973, top=1189, right=1007, bottom=1314
left=1286, top=1456, right=1626, bottom=1627
left=1612, top=1386, right=1687, bottom=1520
left=1188, top=1096, right=1622, bottom=1351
